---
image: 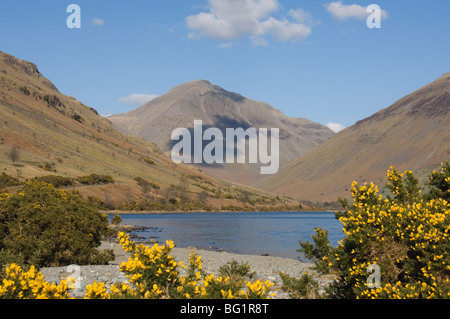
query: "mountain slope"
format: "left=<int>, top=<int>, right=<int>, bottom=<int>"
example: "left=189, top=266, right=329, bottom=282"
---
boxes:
left=0, top=51, right=298, bottom=211
left=109, top=80, right=334, bottom=185
left=257, top=73, right=450, bottom=202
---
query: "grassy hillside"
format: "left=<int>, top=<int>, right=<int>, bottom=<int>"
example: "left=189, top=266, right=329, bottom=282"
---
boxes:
left=257, top=73, right=450, bottom=202
left=0, top=51, right=303, bottom=212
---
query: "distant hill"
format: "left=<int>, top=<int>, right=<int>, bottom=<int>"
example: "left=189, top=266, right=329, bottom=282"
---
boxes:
left=257, top=73, right=450, bottom=202
left=109, top=80, right=334, bottom=185
left=0, top=51, right=301, bottom=211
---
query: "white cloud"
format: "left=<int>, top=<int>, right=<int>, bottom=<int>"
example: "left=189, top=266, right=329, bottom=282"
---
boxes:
left=250, top=36, right=268, bottom=47
left=118, top=94, right=159, bottom=106
left=186, top=0, right=312, bottom=44
left=216, top=41, right=235, bottom=49
left=288, top=8, right=312, bottom=24
left=325, top=1, right=387, bottom=21
left=326, top=122, right=346, bottom=133
left=259, top=17, right=311, bottom=42
left=92, top=18, right=105, bottom=26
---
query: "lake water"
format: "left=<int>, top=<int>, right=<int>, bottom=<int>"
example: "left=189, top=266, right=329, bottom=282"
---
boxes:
left=114, top=212, right=345, bottom=260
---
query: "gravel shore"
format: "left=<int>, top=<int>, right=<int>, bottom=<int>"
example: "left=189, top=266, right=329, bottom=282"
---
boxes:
left=40, top=241, right=334, bottom=299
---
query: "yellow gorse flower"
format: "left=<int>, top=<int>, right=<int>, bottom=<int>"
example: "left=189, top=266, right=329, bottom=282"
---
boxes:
left=1, top=228, right=276, bottom=300
left=335, top=165, right=450, bottom=299
left=0, top=264, right=73, bottom=299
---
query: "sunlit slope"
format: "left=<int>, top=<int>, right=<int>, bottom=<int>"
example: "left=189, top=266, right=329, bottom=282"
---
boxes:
left=0, top=51, right=293, bottom=210
left=257, top=73, right=450, bottom=202
left=109, top=80, right=334, bottom=185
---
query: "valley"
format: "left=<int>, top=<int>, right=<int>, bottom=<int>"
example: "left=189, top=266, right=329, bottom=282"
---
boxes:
left=0, top=51, right=303, bottom=213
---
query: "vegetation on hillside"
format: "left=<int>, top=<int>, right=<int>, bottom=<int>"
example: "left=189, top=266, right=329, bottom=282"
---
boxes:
left=0, top=173, right=21, bottom=188
left=1, top=173, right=115, bottom=189
left=3, top=50, right=288, bottom=215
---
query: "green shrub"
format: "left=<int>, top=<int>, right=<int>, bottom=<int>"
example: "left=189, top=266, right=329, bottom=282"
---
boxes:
left=0, top=173, right=22, bottom=188
left=19, top=86, right=31, bottom=96
left=298, top=163, right=450, bottom=299
left=141, top=157, right=155, bottom=165
left=38, top=162, right=56, bottom=172
left=77, top=174, right=114, bottom=185
left=111, top=214, right=122, bottom=225
left=218, top=259, right=256, bottom=281
left=0, top=181, right=113, bottom=268
left=31, top=175, right=74, bottom=188
left=298, top=227, right=333, bottom=275
left=86, top=196, right=111, bottom=210
left=71, top=113, right=83, bottom=122
left=135, top=177, right=160, bottom=190
left=280, top=271, right=320, bottom=299
left=426, top=161, right=450, bottom=201
left=81, top=233, right=275, bottom=299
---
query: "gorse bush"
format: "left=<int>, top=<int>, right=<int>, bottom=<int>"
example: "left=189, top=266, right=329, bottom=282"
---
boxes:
left=111, top=214, right=122, bottom=225
left=29, top=174, right=115, bottom=188
left=115, top=198, right=212, bottom=212
left=0, top=181, right=113, bottom=268
left=280, top=271, right=319, bottom=299
left=218, top=260, right=256, bottom=281
left=31, top=175, right=75, bottom=188
left=427, top=161, right=450, bottom=201
left=0, top=232, right=275, bottom=299
left=299, top=227, right=332, bottom=275
left=2, top=162, right=448, bottom=299
left=0, top=173, right=22, bottom=189
left=37, top=162, right=56, bottom=172
left=83, top=232, right=274, bottom=299
left=76, top=174, right=114, bottom=185
left=299, top=162, right=450, bottom=299
left=0, top=263, right=72, bottom=299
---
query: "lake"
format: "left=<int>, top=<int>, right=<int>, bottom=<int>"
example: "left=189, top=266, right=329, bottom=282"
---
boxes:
left=113, top=212, right=345, bottom=260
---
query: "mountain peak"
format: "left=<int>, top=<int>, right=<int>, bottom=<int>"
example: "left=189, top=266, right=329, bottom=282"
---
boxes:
left=171, top=79, right=214, bottom=90
left=438, top=72, right=450, bottom=82
left=110, top=79, right=334, bottom=185
left=0, top=51, right=59, bottom=92
left=166, top=79, right=246, bottom=104
left=191, top=79, right=213, bottom=85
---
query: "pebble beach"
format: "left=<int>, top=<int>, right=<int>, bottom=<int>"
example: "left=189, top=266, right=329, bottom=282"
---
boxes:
left=40, top=239, right=334, bottom=299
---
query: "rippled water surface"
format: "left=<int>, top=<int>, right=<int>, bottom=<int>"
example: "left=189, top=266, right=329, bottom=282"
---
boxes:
left=115, top=212, right=345, bottom=259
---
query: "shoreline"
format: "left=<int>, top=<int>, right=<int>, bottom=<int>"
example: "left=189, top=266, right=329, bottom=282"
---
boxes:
left=40, top=240, right=334, bottom=299
left=102, top=240, right=335, bottom=297
left=101, top=239, right=313, bottom=265
left=103, top=210, right=336, bottom=215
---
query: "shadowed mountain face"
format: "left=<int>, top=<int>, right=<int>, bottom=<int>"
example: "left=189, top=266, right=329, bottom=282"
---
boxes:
left=0, top=51, right=289, bottom=208
left=109, top=80, right=334, bottom=185
left=257, top=73, right=450, bottom=202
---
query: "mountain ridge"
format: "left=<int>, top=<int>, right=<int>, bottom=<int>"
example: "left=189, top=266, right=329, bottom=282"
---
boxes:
left=0, top=51, right=299, bottom=211
left=257, top=73, right=450, bottom=202
left=109, top=79, right=334, bottom=185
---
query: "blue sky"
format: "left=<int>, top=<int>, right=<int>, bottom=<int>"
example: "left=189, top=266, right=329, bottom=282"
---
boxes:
left=1, top=0, right=449, bottom=130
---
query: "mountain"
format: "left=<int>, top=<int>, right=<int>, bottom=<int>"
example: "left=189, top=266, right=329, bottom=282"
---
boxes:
left=0, top=51, right=300, bottom=211
left=257, top=73, right=450, bottom=202
left=109, top=80, right=334, bottom=185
